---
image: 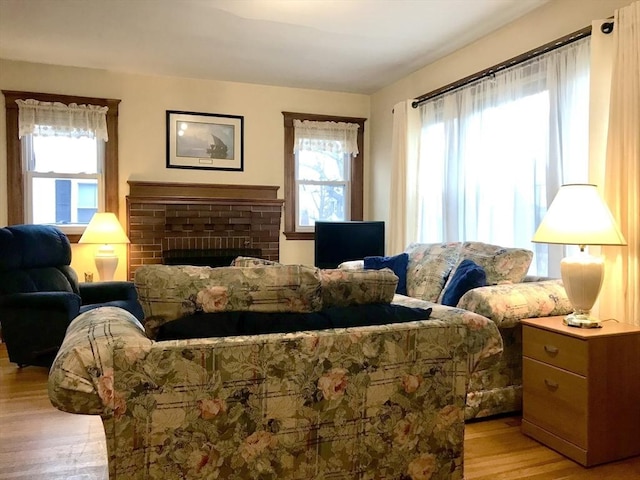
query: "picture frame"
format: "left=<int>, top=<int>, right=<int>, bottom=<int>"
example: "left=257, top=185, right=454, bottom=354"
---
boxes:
left=166, top=110, right=244, bottom=171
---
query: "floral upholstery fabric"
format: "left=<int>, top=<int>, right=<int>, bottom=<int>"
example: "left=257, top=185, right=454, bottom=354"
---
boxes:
left=437, top=242, right=533, bottom=303
left=319, top=268, right=398, bottom=307
left=339, top=244, right=571, bottom=420
left=457, top=279, right=572, bottom=328
left=135, top=265, right=323, bottom=338
left=48, top=301, right=503, bottom=480
left=404, top=243, right=461, bottom=302
left=232, top=256, right=280, bottom=267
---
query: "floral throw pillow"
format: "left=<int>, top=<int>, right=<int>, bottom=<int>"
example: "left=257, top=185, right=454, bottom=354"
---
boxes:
left=404, top=243, right=462, bottom=302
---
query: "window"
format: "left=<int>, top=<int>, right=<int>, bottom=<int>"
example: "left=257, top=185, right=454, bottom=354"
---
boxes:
left=414, top=37, right=590, bottom=276
left=282, top=112, right=366, bottom=240
left=25, top=132, right=102, bottom=233
left=2, top=91, right=120, bottom=242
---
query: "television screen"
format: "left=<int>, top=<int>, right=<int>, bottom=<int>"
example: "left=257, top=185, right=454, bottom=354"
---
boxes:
left=314, top=221, right=385, bottom=269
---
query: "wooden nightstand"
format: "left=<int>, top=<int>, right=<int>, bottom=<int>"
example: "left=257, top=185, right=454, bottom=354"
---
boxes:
left=521, top=316, right=640, bottom=467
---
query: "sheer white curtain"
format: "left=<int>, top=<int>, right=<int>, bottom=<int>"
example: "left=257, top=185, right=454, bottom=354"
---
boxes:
left=414, top=37, right=591, bottom=276
left=598, top=1, right=640, bottom=325
left=16, top=99, right=109, bottom=140
left=389, top=100, right=420, bottom=254
left=293, top=119, right=359, bottom=155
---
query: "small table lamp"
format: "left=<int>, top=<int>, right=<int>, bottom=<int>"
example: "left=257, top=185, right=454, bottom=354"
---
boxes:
left=79, top=212, right=130, bottom=281
left=532, top=184, right=626, bottom=328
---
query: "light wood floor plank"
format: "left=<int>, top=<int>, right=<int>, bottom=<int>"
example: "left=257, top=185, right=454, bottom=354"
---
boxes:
left=1, top=343, right=639, bottom=479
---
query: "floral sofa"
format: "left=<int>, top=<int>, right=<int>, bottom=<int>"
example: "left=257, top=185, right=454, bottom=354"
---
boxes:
left=48, top=264, right=503, bottom=480
left=342, top=241, right=573, bottom=420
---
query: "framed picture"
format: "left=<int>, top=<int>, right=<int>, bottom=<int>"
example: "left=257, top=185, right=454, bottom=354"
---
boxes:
left=166, top=110, right=244, bottom=171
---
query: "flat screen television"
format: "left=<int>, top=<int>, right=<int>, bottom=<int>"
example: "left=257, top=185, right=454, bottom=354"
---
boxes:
left=314, top=221, right=385, bottom=269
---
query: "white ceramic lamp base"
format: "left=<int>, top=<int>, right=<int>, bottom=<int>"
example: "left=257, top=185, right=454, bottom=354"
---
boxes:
left=560, top=251, right=604, bottom=328
left=94, top=244, right=118, bottom=281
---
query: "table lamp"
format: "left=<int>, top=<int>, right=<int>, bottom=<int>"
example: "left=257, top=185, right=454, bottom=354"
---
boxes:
left=532, top=184, right=626, bottom=328
left=79, top=212, right=130, bottom=281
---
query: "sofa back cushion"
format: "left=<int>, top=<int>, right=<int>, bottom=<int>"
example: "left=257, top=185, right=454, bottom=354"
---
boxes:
left=135, top=264, right=323, bottom=338
left=437, top=241, right=533, bottom=303
left=320, top=268, right=398, bottom=307
left=404, top=242, right=462, bottom=302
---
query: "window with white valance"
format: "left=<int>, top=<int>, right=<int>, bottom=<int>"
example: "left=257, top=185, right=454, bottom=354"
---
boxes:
left=283, top=113, right=366, bottom=239
left=16, top=99, right=109, bottom=141
left=2, top=91, right=121, bottom=239
left=293, top=119, right=360, bottom=155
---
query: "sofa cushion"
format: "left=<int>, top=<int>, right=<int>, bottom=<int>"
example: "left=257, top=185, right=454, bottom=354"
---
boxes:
left=156, top=303, right=433, bottom=340
left=135, top=264, right=323, bottom=338
left=441, top=259, right=487, bottom=307
left=456, top=242, right=532, bottom=282
left=404, top=242, right=462, bottom=302
left=364, top=253, right=409, bottom=295
left=232, top=256, right=281, bottom=267
left=319, top=268, right=398, bottom=308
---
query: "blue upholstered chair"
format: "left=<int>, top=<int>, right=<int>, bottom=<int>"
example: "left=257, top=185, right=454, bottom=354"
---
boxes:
left=0, top=224, right=143, bottom=367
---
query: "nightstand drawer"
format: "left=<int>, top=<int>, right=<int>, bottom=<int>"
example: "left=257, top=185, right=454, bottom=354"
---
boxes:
left=523, top=357, right=587, bottom=448
left=523, top=324, right=587, bottom=375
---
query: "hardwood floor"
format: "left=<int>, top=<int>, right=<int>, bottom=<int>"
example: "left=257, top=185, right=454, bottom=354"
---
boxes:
left=1, top=343, right=639, bottom=479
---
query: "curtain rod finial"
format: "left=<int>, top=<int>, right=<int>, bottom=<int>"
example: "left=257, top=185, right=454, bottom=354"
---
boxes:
left=601, top=22, right=614, bottom=34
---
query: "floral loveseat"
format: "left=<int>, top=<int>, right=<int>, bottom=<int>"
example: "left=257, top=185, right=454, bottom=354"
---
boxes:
left=342, top=241, right=573, bottom=420
left=49, top=264, right=502, bottom=480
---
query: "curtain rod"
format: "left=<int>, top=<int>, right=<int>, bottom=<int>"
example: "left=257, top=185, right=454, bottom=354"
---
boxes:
left=411, top=25, right=594, bottom=109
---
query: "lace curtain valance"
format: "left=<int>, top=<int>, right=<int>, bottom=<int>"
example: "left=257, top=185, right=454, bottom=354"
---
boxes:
left=16, top=99, right=109, bottom=141
left=293, top=119, right=359, bottom=155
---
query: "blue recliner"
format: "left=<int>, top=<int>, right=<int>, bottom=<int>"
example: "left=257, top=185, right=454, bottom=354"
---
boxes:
left=0, top=224, right=144, bottom=367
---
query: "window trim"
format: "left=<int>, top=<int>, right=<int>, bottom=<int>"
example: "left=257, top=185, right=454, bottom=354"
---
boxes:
left=282, top=111, right=365, bottom=240
left=3, top=90, right=121, bottom=242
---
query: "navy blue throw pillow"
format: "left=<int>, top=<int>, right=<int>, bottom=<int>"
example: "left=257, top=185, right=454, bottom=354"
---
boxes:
left=363, top=252, right=409, bottom=295
left=156, top=304, right=432, bottom=341
left=441, top=259, right=487, bottom=307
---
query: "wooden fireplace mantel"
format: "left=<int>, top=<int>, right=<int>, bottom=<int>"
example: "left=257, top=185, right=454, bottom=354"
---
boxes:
left=127, top=181, right=282, bottom=203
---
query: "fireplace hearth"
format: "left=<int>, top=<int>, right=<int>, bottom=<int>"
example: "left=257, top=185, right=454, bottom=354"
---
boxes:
left=126, top=181, right=284, bottom=280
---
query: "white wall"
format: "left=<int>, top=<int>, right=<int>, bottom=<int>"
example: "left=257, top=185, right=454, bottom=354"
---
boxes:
left=0, top=60, right=370, bottom=275
left=369, top=0, right=631, bottom=243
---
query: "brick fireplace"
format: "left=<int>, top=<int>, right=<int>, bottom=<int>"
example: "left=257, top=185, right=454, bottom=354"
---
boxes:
left=126, top=181, right=284, bottom=280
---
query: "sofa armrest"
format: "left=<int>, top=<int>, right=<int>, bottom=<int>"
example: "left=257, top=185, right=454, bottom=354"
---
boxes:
left=457, top=279, right=572, bottom=328
left=48, top=306, right=152, bottom=416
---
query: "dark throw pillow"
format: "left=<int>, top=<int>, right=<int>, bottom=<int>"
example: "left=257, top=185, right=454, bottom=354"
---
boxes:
left=156, top=304, right=432, bottom=341
left=441, top=259, right=487, bottom=307
left=364, top=252, right=409, bottom=295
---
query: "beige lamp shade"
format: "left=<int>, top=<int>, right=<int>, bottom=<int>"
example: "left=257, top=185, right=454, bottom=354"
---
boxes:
left=532, top=184, right=626, bottom=328
left=79, top=213, right=129, bottom=281
left=79, top=212, right=130, bottom=245
left=532, top=184, right=626, bottom=246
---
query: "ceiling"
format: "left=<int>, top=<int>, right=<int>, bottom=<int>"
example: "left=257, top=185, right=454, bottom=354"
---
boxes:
left=0, top=0, right=549, bottom=94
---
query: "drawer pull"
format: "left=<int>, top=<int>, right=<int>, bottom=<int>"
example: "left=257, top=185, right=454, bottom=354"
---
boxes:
left=544, top=378, right=559, bottom=391
left=544, top=345, right=559, bottom=356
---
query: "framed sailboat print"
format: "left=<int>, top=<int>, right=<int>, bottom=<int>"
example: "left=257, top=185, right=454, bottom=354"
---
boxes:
left=166, top=110, right=244, bottom=171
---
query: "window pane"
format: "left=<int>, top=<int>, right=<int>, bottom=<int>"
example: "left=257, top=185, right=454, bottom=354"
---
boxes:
left=297, top=149, right=346, bottom=182
left=31, top=177, right=98, bottom=225
left=298, top=183, right=346, bottom=226
left=31, top=135, right=99, bottom=174
left=77, top=182, right=98, bottom=207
